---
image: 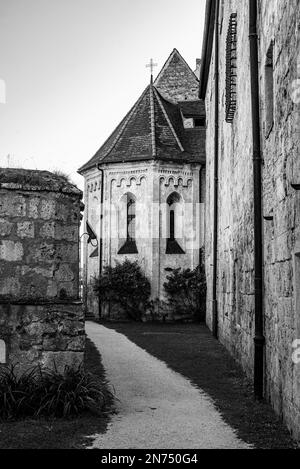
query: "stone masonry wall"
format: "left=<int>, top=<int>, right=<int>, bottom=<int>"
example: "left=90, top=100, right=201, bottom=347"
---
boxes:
left=0, top=169, right=85, bottom=374
left=258, top=0, right=300, bottom=439
left=206, top=0, right=255, bottom=379
left=155, top=49, right=200, bottom=103
left=205, top=0, right=300, bottom=440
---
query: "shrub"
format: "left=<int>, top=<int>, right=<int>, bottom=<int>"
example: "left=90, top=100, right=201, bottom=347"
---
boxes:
left=92, top=260, right=151, bottom=321
left=0, top=365, right=113, bottom=421
left=163, top=265, right=207, bottom=322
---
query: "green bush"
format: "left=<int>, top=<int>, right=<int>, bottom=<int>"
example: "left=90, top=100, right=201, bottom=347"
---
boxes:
left=163, top=266, right=206, bottom=322
left=0, top=365, right=113, bottom=421
left=92, top=260, right=151, bottom=321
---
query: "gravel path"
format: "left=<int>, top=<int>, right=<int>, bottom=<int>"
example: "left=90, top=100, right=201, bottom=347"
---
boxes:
left=86, top=322, right=251, bottom=449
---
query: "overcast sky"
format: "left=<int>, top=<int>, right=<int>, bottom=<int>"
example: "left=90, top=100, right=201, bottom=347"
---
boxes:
left=0, top=0, right=206, bottom=189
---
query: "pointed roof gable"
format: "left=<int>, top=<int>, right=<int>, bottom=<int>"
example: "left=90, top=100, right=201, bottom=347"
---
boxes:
left=154, top=49, right=199, bottom=103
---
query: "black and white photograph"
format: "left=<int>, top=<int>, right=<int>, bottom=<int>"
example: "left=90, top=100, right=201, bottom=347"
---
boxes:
left=0, top=0, right=299, bottom=457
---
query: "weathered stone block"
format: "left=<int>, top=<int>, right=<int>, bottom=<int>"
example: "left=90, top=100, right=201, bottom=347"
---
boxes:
left=55, top=224, right=78, bottom=242
left=54, top=264, right=75, bottom=282
left=39, top=221, right=55, bottom=238
left=0, top=339, right=6, bottom=363
left=17, top=221, right=34, bottom=239
left=28, top=197, right=40, bottom=219
left=40, top=199, right=56, bottom=220
left=0, top=240, right=23, bottom=262
left=0, top=277, right=21, bottom=297
left=0, top=218, right=13, bottom=236
left=41, top=351, right=84, bottom=374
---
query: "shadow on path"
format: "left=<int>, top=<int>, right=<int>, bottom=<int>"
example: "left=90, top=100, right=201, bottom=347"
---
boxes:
left=98, top=321, right=297, bottom=449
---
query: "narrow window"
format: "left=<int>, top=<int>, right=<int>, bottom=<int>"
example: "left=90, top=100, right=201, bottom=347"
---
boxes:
left=170, top=209, right=175, bottom=241
left=0, top=339, right=6, bottom=364
left=118, top=194, right=138, bottom=255
left=265, top=41, right=274, bottom=137
left=127, top=198, right=136, bottom=241
left=166, top=193, right=185, bottom=255
left=225, top=13, right=238, bottom=123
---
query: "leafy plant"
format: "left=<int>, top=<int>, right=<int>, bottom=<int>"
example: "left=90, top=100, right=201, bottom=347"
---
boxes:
left=163, top=265, right=206, bottom=321
left=0, top=366, right=37, bottom=420
left=92, top=260, right=151, bottom=321
left=0, top=365, right=113, bottom=421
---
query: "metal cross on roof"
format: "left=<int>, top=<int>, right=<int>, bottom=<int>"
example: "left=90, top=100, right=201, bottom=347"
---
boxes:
left=146, top=58, right=158, bottom=80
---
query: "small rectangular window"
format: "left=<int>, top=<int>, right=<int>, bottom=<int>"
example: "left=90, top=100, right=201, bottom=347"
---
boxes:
left=265, top=41, right=274, bottom=137
left=194, top=118, right=206, bottom=127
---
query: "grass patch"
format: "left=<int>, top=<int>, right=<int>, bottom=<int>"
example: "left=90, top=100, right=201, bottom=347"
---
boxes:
left=51, top=169, right=72, bottom=184
left=0, top=168, right=73, bottom=188
left=0, top=338, right=113, bottom=449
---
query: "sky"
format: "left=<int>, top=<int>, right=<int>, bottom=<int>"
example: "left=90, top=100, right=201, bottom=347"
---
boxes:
left=0, top=0, right=206, bottom=189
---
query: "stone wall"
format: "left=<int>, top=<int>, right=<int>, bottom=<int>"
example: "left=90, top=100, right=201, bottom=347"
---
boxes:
left=205, top=0, right=300, bottom=440
left=0, top=169, right=85, bottom=374
left=205, top=0, right=255, bottom=378
left=258, top=0, right=300, bottom=440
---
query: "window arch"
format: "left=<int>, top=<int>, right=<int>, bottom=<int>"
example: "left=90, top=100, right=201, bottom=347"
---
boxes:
left=166, top=193, right=185, bottom=255
left=118, top=193, right=138, bottom=255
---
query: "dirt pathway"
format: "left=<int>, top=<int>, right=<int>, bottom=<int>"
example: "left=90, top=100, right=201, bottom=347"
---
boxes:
left=85, top=322, right=251, bottom=449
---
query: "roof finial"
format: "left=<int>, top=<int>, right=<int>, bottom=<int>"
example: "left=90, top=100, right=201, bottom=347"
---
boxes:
left=146, top=58, right=158, bottom=84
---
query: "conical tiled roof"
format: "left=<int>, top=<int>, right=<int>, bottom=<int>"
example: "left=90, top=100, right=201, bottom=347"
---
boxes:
left=78, top=84, right=192, bottom=172
left=78, top=50, right=205, bottom=174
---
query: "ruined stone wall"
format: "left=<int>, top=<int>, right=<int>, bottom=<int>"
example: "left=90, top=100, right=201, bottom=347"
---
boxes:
left=0, top=169, right=84, bottom=374
left=205, top=0, right=300, bottom=440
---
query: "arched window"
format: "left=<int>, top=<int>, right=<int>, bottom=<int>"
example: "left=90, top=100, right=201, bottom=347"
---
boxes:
left=166, top=193, right=185, bottom=255
left=118, top=194, right=138, bottom=255
left=0, top=339, right=6, bottom=364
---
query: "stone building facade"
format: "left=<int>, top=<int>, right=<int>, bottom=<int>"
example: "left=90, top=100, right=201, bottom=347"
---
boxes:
left=200, top=0, right=300, bottom=439
left=0, top=169, right=85, bottom=373
left=79, top=49, right=206, bottom=320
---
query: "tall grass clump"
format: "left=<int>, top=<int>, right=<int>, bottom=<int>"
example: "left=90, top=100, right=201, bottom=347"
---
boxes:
left=0, top=365, right=113, bottom=421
